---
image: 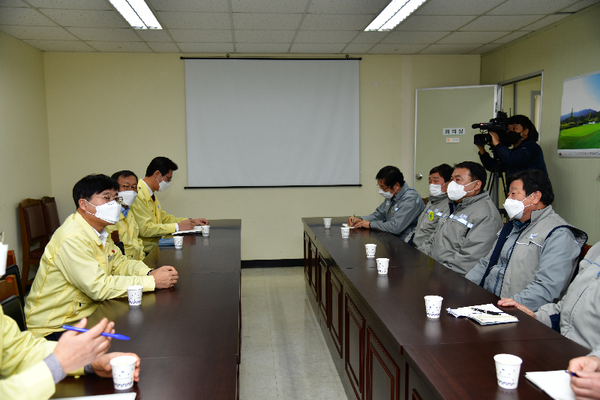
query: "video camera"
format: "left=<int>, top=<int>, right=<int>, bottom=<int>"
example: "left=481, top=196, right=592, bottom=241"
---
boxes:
left=472, top=111, right=518, bottom=146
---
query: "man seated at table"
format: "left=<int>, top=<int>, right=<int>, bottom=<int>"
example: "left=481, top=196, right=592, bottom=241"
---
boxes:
left=405, top=163, right=453, bottom=248
left=569, top=349, right=600, bottom=400
left=107, top=170, right=145, bottom=261
left=348, top=166, right=424, bottom=240
left=497, top=240, right=597, bottom=351
left=467, top=169, right=587, bottom=312
left=417, top=161, right=502, bottom=275
left=131, top=156, right=208, bottom=253
left=1, top=308, right=140, bottom=400
left=25, top=174, right=179, bottom=339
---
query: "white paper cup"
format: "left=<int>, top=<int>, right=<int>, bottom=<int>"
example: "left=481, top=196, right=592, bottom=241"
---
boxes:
left=110, top=355, right=137, bottom=390
left=323, top=218, right=332, bottom=228
left=126, top=285, right=143, bottom=307
left=193, top=226, right=202, bottom=232
left=201, top=225, right=210, bottom=237
left=365, top=244, right=377, bottom=258
left=376, top=258, right=389, bottom=274
left=494, top=354, right=523, bottom=389
left=173, top=236, right=183, bottom=249
left=341, top=226, right=350, bottom=239
left=424, top=295, right=443, bottom=319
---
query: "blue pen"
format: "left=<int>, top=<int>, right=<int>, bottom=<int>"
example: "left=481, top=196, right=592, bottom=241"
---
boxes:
left=566, top=370, right=580, bottom=377
left=61, top=325, right=130, bottom=340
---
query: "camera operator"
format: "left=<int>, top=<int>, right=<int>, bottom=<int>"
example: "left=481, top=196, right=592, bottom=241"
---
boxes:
left=477, top=115, right=548, bottom=177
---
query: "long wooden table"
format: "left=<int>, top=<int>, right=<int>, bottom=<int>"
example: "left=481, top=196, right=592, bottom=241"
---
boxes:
left=52, top=219, right=242, bottom=400
left=303, top=217, right=589, bottom=400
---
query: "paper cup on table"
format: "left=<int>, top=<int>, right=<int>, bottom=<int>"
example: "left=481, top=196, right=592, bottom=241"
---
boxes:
left=110, top=355, right=137, bottom=390
left=424, top=295, right=443, bottom=319
left=365, top=244, right=377, bottom=258
left=376, top=258, right=389, bottom=274
left=127, top=285, right=143, bottom=307
left=193, top=226, right=202, bottom=232
left=323, top=218, right=332, bottom=228
left=173, top=235, right=183, bottom=249
left=341, top=226, right=350, bottom=239
left=494, top=354, right=522, bottom=389
left=201, top=225, right=210, bottom=237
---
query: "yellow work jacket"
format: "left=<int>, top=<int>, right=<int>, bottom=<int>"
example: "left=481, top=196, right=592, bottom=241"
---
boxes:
left=106, top=210, right=145, bottom=261
left=1, top=307, right=56, bottom=399
left=25, top=212, right=154, bottom=338
left=130, top=181, right=186, bottom=253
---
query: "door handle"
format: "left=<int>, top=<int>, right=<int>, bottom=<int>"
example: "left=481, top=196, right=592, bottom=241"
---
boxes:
left=415, top=173, right=423, bottom=180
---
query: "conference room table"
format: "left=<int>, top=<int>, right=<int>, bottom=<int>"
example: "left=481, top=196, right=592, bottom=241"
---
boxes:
left=303, top=217, right=589, bottom=400
left=52, top=219, right=241, bottom=400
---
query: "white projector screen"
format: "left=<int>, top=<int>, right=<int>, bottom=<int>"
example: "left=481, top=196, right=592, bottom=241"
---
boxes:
left=184, top=58, right=360, bottom=187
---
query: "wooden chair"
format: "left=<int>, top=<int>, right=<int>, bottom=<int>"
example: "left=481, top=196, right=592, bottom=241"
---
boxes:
left=6, top=250, right=16, bottom=267
left=19, top=199, right=47, bottom=293
left=1, top=295, right=26, bottom=331
left=0, top=275, right=19, bottom=303
left=41, top=196, right=61, bottom=239
left=1, top=264, right=23, bottom=303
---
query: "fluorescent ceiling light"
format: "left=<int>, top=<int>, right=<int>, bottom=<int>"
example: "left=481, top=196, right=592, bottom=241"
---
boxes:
left=365, top=0, right=427, bottom=31
left=109, top=0, right=162, bottom=30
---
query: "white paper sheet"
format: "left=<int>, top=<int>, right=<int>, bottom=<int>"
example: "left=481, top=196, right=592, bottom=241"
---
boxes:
left=525, top=370, right=576, bottom=400
left=53, top=393, right=136, bottom=400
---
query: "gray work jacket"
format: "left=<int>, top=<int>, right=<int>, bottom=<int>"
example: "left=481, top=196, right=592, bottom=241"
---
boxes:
left=405, top=194, right=452, bottom=248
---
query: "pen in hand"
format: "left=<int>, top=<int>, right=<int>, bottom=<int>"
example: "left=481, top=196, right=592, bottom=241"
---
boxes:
left=470, top=307, right=502, bottom=315
left=566, top=370, right=580, bottom=377
left=62, top=325, right=131, bottom=340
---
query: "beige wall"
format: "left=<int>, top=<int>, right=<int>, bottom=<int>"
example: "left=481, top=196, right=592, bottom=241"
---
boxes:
left=42, top=52, right=479, bottom=261
left=0, top=31, right=52, bottom=267
left=481, top=3, right=600, bottom=245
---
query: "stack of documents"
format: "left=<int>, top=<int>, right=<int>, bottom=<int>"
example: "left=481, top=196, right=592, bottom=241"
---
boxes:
left=525, top=370, right=576, bottom=400
left=446, top=303, right=519, bottom=326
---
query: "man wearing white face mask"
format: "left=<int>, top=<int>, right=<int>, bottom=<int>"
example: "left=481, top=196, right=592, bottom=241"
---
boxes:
left=466, top=169, right=587, bottom=311
left=348, top=166, right=424, bottom=240
left=405, top=163, right=453, bottom=248
left=25, top=174, right=179, bottom=339
left=106, top=170, right=145, bottom=261
left=418, top=161, right=502, bottom=275
left=132, top=157, right=208, bottom=253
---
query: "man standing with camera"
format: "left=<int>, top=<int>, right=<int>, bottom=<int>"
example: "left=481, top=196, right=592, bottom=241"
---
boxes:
left=477, top=114, right=548, bottom=177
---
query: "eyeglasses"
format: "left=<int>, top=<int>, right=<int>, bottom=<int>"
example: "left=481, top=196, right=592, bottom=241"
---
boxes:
left=94, top=194, right=123, bottom=203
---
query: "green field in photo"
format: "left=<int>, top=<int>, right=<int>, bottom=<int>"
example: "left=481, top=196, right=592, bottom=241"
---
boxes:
left=558, top=124, right=600, bottom=149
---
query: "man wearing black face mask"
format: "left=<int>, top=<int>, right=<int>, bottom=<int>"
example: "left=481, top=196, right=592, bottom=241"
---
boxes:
left=477, top=115, right=548, bottom=177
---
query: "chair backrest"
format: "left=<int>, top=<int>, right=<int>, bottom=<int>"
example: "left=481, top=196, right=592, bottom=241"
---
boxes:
left=1, top=264, right=23, bottom=302
left=19, top=198, right=47, bottom=245
left=41, top=196, right=61, bottom=237
left=0, top=275, right=19, bottom=303
left=1, top=295, right=26, bottom=331
left=6, top=250, right=16, bottom=267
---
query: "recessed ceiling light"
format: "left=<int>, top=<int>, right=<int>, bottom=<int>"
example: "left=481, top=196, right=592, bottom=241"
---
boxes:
left=365, top=0, right=428, bottom=31
left=109, top=0, right=162, bottom=30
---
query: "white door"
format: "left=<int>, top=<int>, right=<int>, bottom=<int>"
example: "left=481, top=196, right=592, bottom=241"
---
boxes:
left=413, top=85, right=500, bottom=197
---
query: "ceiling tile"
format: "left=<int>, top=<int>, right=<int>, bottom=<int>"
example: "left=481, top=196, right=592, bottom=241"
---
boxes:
left=150, top=0, right=229, bottom=13
left=396, top=15, right=477, bottom=31
left=27, top=0, right=112, bottom=10
left=233, top=13, right=302, bottom=30
left=158, top=11, right=231, bottom=30
left=290, top=43, right=347, bottom=53
left=308, top=0, right=389, bottom=14
left=492, top=30, right=531, bottom=43
left=301, top=13, right=373, bottom=30
left=437, top=31, right=506, bottom=44
left=460, top=15, right=543, bottom=30
left=0, top=7, right=57, bottom=26
left=368, top=43, right=428, bottom=54
left=146, top=41, right=180, bottom=52
left=488, top=0, right=580, bottom=15
left=418, top=43, right=480, bottom=54
left=468, top=43, right=503, bottom=54
left=382, top=31, right=450, bottom=44
left=524, top=14, right=570, bottom=30
left=40, top=9, right=128, bottom=28
left=67, top=27, right=139, bottom=41
left=87, top=41, right=151, bottom=52
left=295, top=30, right=357, bottom=43
left=178, top=42, right=234, bottom=53
left=561, top=0, right=600, bottom=12
left=136, top=29, right=172, bottom=42
left=415, top=0, right=505, bottom=15
left=22, top=39, right=95, bottom=51
left=343, top=43, right=375, bottom=53
left=170, top=29, right=232, bottom=42
left=235, top=43, right=291, bottom=53
left=351, top=31, right=388, bottom=43
left=0, top=25, right=75, bottom=40
left=231, top=0, right=308, bottom=14
left=234, top=29, right=294, bottom=43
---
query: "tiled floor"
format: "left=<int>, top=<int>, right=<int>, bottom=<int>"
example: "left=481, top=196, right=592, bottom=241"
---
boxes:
left=239, top=267, right=349, bottom=400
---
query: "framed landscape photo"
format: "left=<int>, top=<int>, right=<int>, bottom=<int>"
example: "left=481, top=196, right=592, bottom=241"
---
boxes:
left=557, top=70, right=600, bottom=157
